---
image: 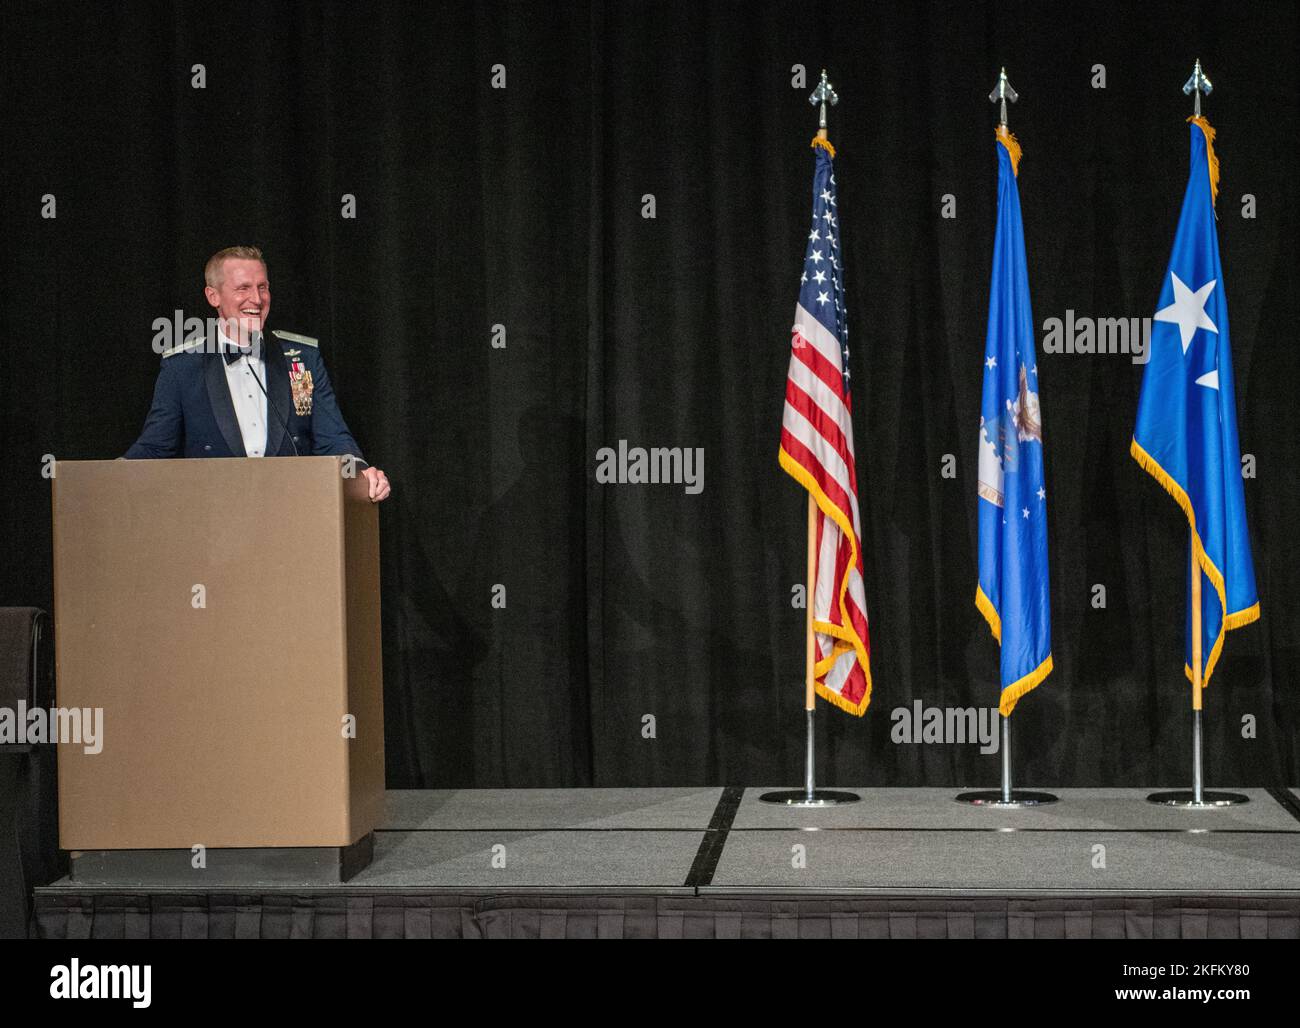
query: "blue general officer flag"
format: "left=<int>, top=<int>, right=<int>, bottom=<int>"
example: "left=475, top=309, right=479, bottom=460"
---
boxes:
left=1131, top=117, right=1259, bottom=686
left=976, top=129, right=1053, bottom=716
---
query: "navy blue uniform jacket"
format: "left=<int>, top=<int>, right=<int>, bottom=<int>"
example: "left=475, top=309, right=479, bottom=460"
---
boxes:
left=125, top=329, right=366, bottom=462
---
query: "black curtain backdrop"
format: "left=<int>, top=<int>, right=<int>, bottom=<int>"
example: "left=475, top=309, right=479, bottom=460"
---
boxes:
left=2, top=1, right=1296, bottom=789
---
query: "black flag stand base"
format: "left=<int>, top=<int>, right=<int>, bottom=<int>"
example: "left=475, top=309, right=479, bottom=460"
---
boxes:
left=1147, top=710, right=1249, bottom=807
left=955, top=715, right=1059, bottom=807
left=760, top=710, right=861, bottom=806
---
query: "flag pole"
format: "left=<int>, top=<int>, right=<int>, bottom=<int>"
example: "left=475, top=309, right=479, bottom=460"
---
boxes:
left=762, top=69, right=859, bottom=807
left=1148, top=518, right=1246, bottom=805
left=1148, top=60, right=1247, bottom=808
left=957, top=67, right=1056, bottom=808
left=1191, top=536, right=1204, bottom=803
left=803, top=493, right=817, bottom=798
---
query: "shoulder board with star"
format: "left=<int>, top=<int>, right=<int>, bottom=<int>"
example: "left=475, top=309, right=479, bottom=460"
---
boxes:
left=161, top=336, right=207, bottom=358
left=271, top=329, right=319, bottom=348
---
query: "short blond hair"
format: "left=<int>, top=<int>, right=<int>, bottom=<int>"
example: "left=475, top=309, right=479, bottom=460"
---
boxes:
left=204, top=245, right=266, bottom=288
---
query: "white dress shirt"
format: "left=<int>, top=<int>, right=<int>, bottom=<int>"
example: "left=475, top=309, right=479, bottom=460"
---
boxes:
left=217, top=328, right=270, bottom=458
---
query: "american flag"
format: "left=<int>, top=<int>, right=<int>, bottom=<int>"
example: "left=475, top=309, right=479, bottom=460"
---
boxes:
left=778, top=137, right=872, bottom=715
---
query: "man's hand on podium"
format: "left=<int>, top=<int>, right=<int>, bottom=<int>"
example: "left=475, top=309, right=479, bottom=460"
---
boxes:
left=361, top=466, right=392, bottom=503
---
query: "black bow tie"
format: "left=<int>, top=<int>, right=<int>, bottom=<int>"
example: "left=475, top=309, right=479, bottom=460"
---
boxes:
left=222, top=342, right=262, bottom=366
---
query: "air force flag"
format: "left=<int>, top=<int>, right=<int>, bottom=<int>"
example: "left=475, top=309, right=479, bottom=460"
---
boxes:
left=1131, top=118, right=1259, bottom=687
left=976, top=130, right=1053, bottom=716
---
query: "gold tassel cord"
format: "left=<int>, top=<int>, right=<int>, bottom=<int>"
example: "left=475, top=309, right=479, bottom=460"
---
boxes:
left=1187, top=115, right=1219, bottom=207
left=995, top=125, right=1022, bottom=176
left=809, top=135, right=836, bottom=158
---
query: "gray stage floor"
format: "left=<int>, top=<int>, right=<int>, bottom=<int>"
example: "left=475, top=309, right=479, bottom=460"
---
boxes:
left=42, top=787, right=1300, bottom=896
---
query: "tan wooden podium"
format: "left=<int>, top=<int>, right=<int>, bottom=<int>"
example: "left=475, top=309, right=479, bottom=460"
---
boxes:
left=51, top=457, right=384, bottom=874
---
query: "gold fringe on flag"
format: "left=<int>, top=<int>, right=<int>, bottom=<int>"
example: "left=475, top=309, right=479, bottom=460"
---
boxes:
left=809, top=135, right=836, bottom=158
left=995, top=124, right=1022, bottom=176
left=778, top=447, right=873, bottom=716
left=1187, top=115, right=1220, bottom=207
left=1129, top=437, right=1260, bottom=689
left=974, top=584, right=1054, bottom=716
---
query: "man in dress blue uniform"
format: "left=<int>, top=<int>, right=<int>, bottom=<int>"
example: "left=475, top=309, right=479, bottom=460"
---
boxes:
left=126, top=246, right=391, bottom=502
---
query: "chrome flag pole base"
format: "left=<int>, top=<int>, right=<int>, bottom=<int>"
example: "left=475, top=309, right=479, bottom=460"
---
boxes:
left=955, top=790, right=1058, bottom=807
left=1147, top=790, right=1249, bottom=807
left=954, top=718, right=1056, bottom=806
left=1148, top=712, right=1250, bottom=805
left=760, top=709, right=861, bottom=805
left=759, top=790, right=860, bottom=806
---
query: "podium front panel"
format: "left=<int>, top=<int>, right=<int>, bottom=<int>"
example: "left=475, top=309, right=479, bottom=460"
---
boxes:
left=53, top=457, right=381, bottom=849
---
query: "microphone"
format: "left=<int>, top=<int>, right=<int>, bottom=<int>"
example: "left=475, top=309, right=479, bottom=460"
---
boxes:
left=244, top=346, right=300, bottom=457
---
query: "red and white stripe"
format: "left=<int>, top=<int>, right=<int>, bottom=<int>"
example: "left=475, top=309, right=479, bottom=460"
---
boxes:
left=779, top=302, right=872, bottom=714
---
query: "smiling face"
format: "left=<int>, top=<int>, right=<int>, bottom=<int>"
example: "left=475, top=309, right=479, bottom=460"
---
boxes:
left=204, top=258, right=270, bottom=342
